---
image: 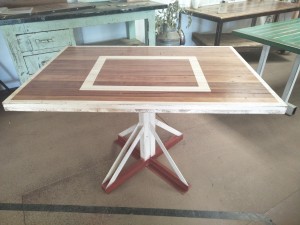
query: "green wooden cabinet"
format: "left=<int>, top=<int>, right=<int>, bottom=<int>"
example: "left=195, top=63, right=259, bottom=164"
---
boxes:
left=23, top=51, right=62, bottom=74
left=1, top=25, right=76, bottom=83
left=17, top=29, right=74, bottom=53
left=0, top=2, right=165, bottom=83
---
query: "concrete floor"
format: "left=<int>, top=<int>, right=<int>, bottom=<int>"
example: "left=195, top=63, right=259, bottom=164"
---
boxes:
left=0, top=50, right=300, bottom=225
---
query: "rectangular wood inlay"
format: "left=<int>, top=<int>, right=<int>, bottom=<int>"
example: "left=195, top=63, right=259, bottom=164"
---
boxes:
left=80, top=56, right=211, bottom=92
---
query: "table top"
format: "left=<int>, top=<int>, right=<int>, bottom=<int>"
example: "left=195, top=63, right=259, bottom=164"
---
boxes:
left=185, top=0, right=300, bottom=22
left=0, top=1, right=166, bottom=26
left=233, top=18, right=300, bottom=54
left=3, top=46, right=286, bottom=114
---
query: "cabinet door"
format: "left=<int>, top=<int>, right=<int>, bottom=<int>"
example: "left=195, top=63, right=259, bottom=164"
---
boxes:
left=17, top=29, right=73, bottom=53
left=23, top=51, right=59, bottom=75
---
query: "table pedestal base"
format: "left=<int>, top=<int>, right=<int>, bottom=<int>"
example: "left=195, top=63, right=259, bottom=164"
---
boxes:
left=102, top=113, right=189, bottom=193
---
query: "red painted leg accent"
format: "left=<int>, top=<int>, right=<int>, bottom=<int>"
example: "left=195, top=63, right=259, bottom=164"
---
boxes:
left=102, top=160, right=148, bottom=193
left=108, top=133, right=187, bottom=193
left=153, top=134, right=183, bottom=158
left=148, top=158, right=189, bottom=193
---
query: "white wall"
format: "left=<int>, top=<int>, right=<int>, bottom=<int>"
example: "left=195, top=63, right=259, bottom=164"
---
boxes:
left=80, top=23, right=127, bottom=44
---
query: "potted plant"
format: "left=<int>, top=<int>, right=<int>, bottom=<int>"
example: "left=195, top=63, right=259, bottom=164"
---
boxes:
left=156, top=0, right=192, bottom=46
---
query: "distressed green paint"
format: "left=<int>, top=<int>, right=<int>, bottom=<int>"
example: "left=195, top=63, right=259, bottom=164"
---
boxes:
left=126, top=21, right=136, bottom=40
left=24, top=51, right=60, bottom=74
left=233, top=18, right=300, bottom=54
left=17, top=29, right=74, bottom=52
left=0, top=9, right=157, bottom=83
left=1, top=26, right=29, bottom=83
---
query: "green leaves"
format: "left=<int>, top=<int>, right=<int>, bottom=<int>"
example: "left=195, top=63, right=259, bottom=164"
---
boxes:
left=155, top=1, right=192, bottom=34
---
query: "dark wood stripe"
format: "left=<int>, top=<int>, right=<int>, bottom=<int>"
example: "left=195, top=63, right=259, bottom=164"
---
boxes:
left=12, top=46, right=278, bottom=103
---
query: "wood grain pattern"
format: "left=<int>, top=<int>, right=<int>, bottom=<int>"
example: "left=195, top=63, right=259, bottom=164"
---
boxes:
left=95, top=59, right=197, bottom=86
left=185, top=0, right=300, bottom=22
left=3, top=46, right=287, bottom=114
left=192, top=33, right=263, bottom=50
left=79, top=56, right=210, bottom=92
left=233, top=18, right=300, bottom=54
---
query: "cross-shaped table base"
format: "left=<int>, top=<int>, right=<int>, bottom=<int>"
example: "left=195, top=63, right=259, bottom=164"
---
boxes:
left=102, top=113, right=189, bottom=193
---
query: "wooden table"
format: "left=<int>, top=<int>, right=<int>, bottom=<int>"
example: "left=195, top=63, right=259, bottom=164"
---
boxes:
left=233, top=18, right=300, bottom=115
left=0, top=1, right=166, bottom=84
left=3, top=46, right=287, bottom=193
left=183, top=0, right=300, bottom=48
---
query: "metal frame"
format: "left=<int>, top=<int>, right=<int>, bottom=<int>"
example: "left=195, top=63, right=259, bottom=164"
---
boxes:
left=256, top=45, right=271, bottom=76
left=0, top=80, right=10, bottom=91
left=257, top=45, right=300, bottom=115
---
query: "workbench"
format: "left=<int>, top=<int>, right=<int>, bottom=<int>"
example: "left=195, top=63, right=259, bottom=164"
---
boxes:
left=183, top=0, right=300, bottom=49
left=233, top=18, right=300, bottom=115
left=0, top=1, right=166, bottom=83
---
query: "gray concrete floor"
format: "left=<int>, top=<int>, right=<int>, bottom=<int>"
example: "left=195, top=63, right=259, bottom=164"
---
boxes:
left=1, top=50, right=300, bottom=225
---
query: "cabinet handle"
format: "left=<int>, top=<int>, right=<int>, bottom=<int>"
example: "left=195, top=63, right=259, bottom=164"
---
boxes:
left=35, top=38, right=54, bottom=43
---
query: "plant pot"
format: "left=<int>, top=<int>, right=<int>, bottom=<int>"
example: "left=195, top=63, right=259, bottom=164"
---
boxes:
left=156, top=25, right=180, bottom=46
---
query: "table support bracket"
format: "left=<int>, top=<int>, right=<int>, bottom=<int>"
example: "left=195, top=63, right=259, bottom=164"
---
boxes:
left=257, top=45, right=271, bottom=76
left=282, top=54, right=300, bottom=102
left=282, top=54, right=300, bottom=115
left=102, top=113, right=189, bottom=193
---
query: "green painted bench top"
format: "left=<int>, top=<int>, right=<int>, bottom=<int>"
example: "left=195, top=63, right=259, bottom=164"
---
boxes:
left=233, top=18, right=300, bottom=54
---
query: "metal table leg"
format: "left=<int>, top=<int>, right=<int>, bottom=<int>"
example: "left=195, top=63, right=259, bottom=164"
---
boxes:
left=0, top=80, right=10, bottom=91
left=214, top=21, right=223, bottom=46
left=282, top=54, right=300, bottom=115
left=257, top=45, right=271, bottom=77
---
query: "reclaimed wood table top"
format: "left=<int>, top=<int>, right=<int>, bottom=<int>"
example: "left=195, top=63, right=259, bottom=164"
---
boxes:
left=3, top=46, right=286, bottom=114
left=233, top=18, right=300, bottom=54
left=185, top=0, right=300, bottom=22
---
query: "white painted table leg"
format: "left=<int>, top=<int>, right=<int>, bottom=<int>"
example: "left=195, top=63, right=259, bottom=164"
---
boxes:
left=102, top=123, right=142, bottom=185
left=119, top=124, right=138, bottom=137
left=155, top=119, right=182, bottom=136
left=139, top=113, right=156, bottom=159
left=149, top=125, right=188, bottom=186
left=257, top=45, right=271, bottom=77
left=103, top=112, right=188, bottom=192
left=106, top=127, right=144, bottom=188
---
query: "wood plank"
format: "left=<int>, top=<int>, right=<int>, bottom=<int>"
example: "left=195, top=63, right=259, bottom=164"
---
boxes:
left=185, top=0, right=300, bottom=22
left=233, top=18, right=300, bottom=54
left=86, top=38, right=145, bottom=46
left=3, top=46, right=286, bottom=114
left=192, top=32, right=263, bottom=51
